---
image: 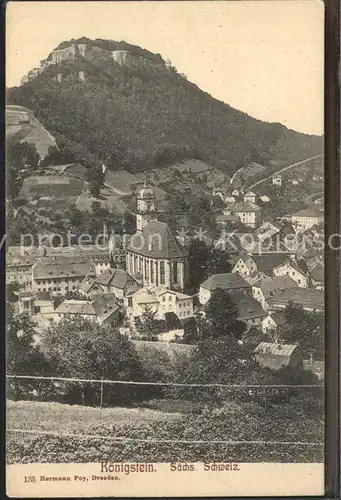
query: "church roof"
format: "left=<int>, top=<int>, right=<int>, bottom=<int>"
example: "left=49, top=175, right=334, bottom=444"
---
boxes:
left=127, top=221, right=188, bottom=259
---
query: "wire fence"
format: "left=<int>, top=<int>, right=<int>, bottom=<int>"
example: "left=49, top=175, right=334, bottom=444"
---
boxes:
left=6, top=375, right=324, bottom=458
left=6, top=374, right=324, bottom=410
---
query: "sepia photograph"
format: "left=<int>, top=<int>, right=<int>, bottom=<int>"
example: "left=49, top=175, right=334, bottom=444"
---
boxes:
left=5, top=0, right=325, bottom=497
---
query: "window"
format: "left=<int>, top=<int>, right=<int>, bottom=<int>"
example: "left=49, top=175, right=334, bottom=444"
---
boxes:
left=151, top=261, right=154, bottom=283
left=168, top=296, right=172, bottom=301
left=162, top=296, right=166, bottom=302
left=179, top=303, right=182, bottom=308
left=160, top=261, right=165, bottom=285
left=173, top=261, right=178, bottom=283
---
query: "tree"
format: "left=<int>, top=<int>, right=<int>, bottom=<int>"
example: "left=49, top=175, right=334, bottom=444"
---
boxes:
left=278, top=301, right=324, bottom=359
left=41, top=317, right=144, bottom=405
left=182, top=316, right=199, bottom=344
left=206, top=248, right=232, bottom=276
left=7, top=139, right=40, bottom=199
left=132, top=309, right=163, bottom=341
left=6, top=304, right=46, bottom=375
left=204, top=288, right=246, bottom=341
left=7, top=282, right=21, bottom=303
left=187, top=239, right=210, bottom=290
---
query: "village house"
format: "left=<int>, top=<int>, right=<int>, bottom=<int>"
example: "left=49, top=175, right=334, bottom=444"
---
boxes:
left=244, top=191, right=257, bottom=204
left=95, top=267, right=141, bottom=300
left=259, top=194, right=271, bottom=203
left=252, top=275, right=297, bottom=312
left=268, top=287, right=324, bottom=312
left=228, top=290, right=266, bottom=326
left=248, top=254, right=290, bottom=278
left=6, top=254, right=38, bottom=291
left=272, top=174, right=283, bottom=187
left=291, top=209, right=324, bottom=233
left=124, top=286, right=194, bottom=322
left=225, top=194, right=236, bottom=203
left=199, top=273, right=251, bottom=305
left=223, top=201, right=261, bottom=228
left=47, top=293, right=120, bottom=326
left=18, top=290, right=56, bottom=316
left=261, top=311, right=287, bottom=334
left=308, top=261, right=325, bottom=289
left=273, top=260, right=308, bottom=288
left=254, top=342, right=303, bottom=370
left=31, top=256, right=97, bottom=296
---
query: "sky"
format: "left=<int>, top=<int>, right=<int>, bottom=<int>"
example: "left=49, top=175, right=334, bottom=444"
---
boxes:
left=6, top=1, right=324, bottom=135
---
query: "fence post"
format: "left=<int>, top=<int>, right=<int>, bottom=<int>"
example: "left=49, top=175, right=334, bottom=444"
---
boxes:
left=100, top=378, right=104, bottom=409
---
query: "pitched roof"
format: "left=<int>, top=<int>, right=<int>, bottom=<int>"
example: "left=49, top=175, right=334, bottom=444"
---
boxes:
left=127, top=221, right=188, bottom=259
left=225, top=201, right=261, bottom=213
left=251, top=254, right=289, bottom=274
left=32, top=256, right=96, bottom=279
left=309, top=262, right=324, bottom=283
left=254, top=342, right=299, bottom=357
left=269, top=311, right=287, bottom=326
left=55, top=293, right=119, bottom=320
left=229, top=290, right=266, bottom=320
left=79, top=276, right=99, bottom=294
left=200, top=273, right=250, bottom=291
left=268, top=287, right=324, bottom=310
left=292, top=209, right=324, bottom=218
left=253, top=276, right=298, bottom=298
left=96, top=268, right=138, bottom=289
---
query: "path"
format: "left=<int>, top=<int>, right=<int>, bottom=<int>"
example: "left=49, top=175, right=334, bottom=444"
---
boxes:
left=247, top=155, right=324, bottom=190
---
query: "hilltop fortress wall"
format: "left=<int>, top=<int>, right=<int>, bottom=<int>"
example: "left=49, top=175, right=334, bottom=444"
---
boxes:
left=21, top=42, right=170, bottom=84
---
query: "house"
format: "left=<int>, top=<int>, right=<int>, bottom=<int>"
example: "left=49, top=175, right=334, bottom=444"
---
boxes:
left=268, top=287, right=324, bottom=312
left=231, top=255, right=256, bottom=278
left=261, top=311, right=287, bottom=334
left=291, top=209, right=324, bottom=232
left=216, top=214, right=240, bottom=226
left=308, top=262, right=324, bottom=289
left=18, top=291, right=55, bottom=316
left=229, top=290, right=266, bottom=326
left=224, top=201, right=261, bottom=228
left=96, top=268, right=141, bottom=300
left=199, top=273, right=251, bottom=305
left=249, top=254, right=290, bottom=278
left=78, top=276, right=104, bottom=299
left=232, top=188, right=243, bottom=198
left=51, top=293, right=120, bottom=326
left=6, top=254, right=38, bottom=291
left=31, top=256, right=97, bottom=296
left=259, top=195, right=271, bottom=203
left=303, top=355, right=325, bottom=380
left=254, top=342, right=303, bottom=370
left=125, top=286, right=194, bottom=322
left=252, top=276, right=297, bottom=311
left=273, top=260, right=308, bottom=288
left=272, top=175, right=282, bottom=187
left=254, top=221, right=280, bottom=241
left=244, top=191, right=257, bottom=204
left=225, top=194, right=236, bottom=203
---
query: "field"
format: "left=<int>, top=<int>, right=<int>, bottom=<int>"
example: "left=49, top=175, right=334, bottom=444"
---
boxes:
left=7, top=399, right=324, bottom=464
left=6, top=105, right=56, bottom=159
left=20, top=176, right=85, bottom=199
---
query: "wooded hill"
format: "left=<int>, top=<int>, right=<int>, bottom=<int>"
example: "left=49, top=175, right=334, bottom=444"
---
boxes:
left=7, top=38, right=323, bottom=176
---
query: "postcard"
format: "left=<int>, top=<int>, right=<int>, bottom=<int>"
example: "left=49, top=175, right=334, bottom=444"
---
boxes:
left=6, top=0, right=325, bottom=497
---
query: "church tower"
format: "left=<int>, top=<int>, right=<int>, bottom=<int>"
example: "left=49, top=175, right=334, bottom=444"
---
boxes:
left=136, top=173, right=159, bottom=232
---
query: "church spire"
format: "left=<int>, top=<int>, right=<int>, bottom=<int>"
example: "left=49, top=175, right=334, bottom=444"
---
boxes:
left=143, top=170, right=148, bottom=188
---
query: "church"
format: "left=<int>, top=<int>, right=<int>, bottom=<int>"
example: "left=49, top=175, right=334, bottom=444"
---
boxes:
left=126, top=179, right=188, bottom=292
